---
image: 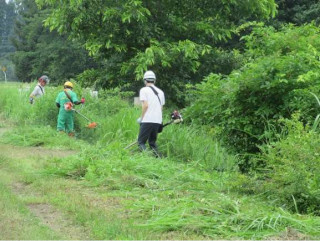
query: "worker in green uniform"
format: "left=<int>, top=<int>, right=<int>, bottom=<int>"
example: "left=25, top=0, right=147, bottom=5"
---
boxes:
left=55, top=81, right=85, bottom=137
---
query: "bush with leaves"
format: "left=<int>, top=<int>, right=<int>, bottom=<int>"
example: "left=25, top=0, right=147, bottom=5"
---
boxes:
left=185, top=24, right=320, bottom=165
left=234, top=115, right=320, bottom=215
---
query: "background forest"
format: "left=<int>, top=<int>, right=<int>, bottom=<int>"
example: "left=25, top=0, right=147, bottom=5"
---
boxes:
left=1, top=0, right=320, bottom=238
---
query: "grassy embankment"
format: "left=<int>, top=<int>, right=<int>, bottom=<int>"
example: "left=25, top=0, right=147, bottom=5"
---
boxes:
left=0, top=82, right=319, bottom=239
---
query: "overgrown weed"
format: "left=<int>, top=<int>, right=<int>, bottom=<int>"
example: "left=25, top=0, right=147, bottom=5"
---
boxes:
left=1, top=83, right=320, bottom=239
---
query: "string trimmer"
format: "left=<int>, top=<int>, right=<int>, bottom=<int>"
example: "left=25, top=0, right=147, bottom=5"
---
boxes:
left=73, top=109, right=97, bottom=129
left=125, top=110, right=183, bottom=149
left=162, top=110, right=183, bottom=128
left=66, top=102, right=97, bottom=129
left=63, top=93, right=97, bottom=129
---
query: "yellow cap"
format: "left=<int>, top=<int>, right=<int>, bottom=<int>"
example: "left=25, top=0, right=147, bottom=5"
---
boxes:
left=64, top=81, right=73, bottom=88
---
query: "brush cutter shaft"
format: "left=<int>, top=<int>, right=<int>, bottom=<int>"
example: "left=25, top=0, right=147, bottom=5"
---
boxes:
left=124, top=119, right=181, bottom=149
left=73, top=109, right=91, bottom=122
left=162, top=120, right=173, bottom=128
left=125, top=141, right=138, bottom=149
left=162, top=118, right=182, bottom=128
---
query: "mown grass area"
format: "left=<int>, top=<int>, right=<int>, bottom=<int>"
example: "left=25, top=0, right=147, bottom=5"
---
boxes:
left=1, top=82, right=320, bottom=239
left=0, top=183, right=61, bottom=240
left=0, top=154, right=142, bottom=240
left=0, top=155, right=62, bottom=240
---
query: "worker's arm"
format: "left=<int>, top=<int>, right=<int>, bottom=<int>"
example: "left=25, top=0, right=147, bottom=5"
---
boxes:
left=74, top=99, right=85, bottom=105
left=29, top=87, right=37, bottom=104
left=29, top=96, right=34, bottom=104
left=141, top=101, right=148, bottom=120
left=55, top=94, right=60, bottom=108
left=72, top=96, right=85, bottom=105
left=29, top=87, right=37, bottom=98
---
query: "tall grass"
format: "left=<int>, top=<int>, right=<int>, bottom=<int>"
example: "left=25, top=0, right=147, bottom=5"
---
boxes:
left=42, top=140, right=320, bottom=239
left=0, top=82, right=236, bottom=172
left=2, top=83, right=320, bottom=239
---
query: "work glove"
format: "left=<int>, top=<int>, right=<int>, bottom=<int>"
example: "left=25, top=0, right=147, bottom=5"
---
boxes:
left=81, top=97, right=85, bottom=104
left=137, top=117, right=142, bottom=124
left=29, top=97, right=34, bottom=104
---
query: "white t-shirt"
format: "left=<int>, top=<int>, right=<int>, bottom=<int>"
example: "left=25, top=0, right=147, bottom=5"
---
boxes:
left=139, top=85, right=165, bottom=124
left=31, top=84, right=45, bottom=97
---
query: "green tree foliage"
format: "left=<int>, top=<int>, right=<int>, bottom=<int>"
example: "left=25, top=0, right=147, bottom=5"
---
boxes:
left=0, top=0, right=17, bottom=81
left=0, top=0, right=15, bottom=57
left=11, top=0, right=96, bottom=83
left=274, top=0, right=320, bottom=25
left=185, top=24, right=320, bottom=163
left=35, top=0, right=276, bottom=104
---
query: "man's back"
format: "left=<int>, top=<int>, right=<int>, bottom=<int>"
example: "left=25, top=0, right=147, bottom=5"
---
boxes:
left=139, top=85, right=165, bottom=124
left=55, top=90, right=78, bottom=113
left=30, top=84, right=44, bottom=97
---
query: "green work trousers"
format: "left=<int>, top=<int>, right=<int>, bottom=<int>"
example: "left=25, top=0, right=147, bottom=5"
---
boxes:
left=57, top=111, right=74, bottom=133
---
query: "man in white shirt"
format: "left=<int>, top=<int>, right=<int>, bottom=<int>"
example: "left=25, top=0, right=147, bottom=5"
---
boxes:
left=137, top=70, right=165, bottom=157
left=29, top=75, right=50, bottom=104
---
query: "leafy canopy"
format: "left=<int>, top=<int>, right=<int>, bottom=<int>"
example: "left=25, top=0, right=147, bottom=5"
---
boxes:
left=12, top=0, right=96, bottom=82
left=35, top=0, right=276, bottom=103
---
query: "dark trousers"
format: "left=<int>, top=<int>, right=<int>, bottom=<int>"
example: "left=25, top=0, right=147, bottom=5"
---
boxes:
left=138, top=123, right=161, bottom=156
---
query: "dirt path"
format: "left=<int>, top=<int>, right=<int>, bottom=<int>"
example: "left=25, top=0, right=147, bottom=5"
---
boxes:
left=9, top=180, right=90, bottom=239
left=0, top=143, right=77, bottom=159
left=0, top=119, right=91, bottom=240
left=0, top=171, right=92, bottom=239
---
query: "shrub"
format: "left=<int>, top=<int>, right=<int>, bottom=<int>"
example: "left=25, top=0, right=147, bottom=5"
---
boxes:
left=231, top=115, right=320, bottom=215
left=185, top=24, right=320, bottom=167
left=258, top=116, right=320, bottom=215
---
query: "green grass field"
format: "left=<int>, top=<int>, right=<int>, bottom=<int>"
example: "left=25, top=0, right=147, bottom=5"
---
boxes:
left=0, top=82, right=320, bottom=239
